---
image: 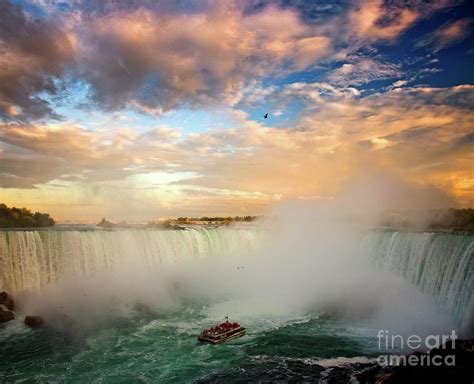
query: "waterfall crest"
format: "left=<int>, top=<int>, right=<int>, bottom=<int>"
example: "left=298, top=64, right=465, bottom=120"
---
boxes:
left=0, top=228, right=259, bottom=293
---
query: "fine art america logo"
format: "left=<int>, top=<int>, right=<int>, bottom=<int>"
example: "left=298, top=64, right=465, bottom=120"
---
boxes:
left=377, top=330, right=458, bottom=367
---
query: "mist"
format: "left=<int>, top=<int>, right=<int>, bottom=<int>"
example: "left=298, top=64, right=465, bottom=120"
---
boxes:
left=12, top=173, right=460, bottom=346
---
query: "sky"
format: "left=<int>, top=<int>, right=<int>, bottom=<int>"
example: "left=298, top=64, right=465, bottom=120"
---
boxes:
left=0, top=0, right=473, bottom=221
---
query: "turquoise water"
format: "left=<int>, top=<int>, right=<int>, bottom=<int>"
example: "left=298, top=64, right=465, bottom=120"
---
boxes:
left=1, top=306, right=383, bottom=383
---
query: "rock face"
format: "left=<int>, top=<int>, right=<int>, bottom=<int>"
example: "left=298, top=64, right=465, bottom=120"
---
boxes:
left=0, top=291, right=15, bottom=311
left=0, top=307, right=15, bottom=323
left=133, top=302, right=151, bottom=313
left=24, top=316, right=43, bottom=327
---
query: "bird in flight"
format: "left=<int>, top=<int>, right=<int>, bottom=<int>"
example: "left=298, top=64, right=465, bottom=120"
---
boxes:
left=264, top=113, right=268, bottom=119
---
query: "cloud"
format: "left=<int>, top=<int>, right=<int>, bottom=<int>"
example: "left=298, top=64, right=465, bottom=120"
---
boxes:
left=1, top=84, right=473, bottom=214
left=179, top=85, right=474, bottom=206
left=417, top=19, right=473, bottom=52
left=238, top=81, right=361, bottom=115
left=348, top=0, right=419, bottom=42
left=0, top=153, right=65, bottom=188
left=0, top=0, right=75, bottom=121
left=456, top=131, right=474, bottom=147
left=74, top=3, right=332, bottom=112
left=326, top=56, right=402, bottom=86
left=0, top=0, right=462, bottom=121
left=0, top=123, right=144, bottom=187
left=346, top=0, right=460, bottom=43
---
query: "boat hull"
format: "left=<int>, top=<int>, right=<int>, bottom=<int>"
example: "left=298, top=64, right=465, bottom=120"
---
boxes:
left=198, top=328, right=246, bottom=344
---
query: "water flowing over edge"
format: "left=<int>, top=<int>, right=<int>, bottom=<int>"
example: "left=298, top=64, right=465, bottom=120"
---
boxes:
left=0, top=228, right=472, bottom=327
left=362, top=230, right=473, bottom=327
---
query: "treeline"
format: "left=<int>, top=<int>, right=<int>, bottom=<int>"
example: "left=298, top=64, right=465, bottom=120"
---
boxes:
left=0, top=203, right=55, bottom=228
left=379, top=208, right=474, bottom=233
left=428, top=208, right=474, bottom=233
left=97, top=218, right=184, bottom=230
left=96, top=216, right=259, bottom=229
left=175, top=216, right=258, bottom=223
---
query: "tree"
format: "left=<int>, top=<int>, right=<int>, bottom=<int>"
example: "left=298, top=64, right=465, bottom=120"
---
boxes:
left=0, top=204, right=55, bottom=228
left=97, top=218, right=114, bottom=228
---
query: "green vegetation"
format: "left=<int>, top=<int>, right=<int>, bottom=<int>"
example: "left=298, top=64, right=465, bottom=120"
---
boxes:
left=428, top=208, right=474, bottom=233
left=97, top=218, right=146, bottom=229
left=379, top=208, right=474, bottom=233
left=96, top=216, right=259, bottom=229
left=97, top=217, right=115, bottom=228
left=145, top=221, right=184, bottom=230
left=175, top=216, right=258, bottom=224
left=0, top=203, right=55, bottom=228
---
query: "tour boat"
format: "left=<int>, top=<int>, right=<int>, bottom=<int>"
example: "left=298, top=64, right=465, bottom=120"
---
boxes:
left=198, top=317, right=246, bottom=344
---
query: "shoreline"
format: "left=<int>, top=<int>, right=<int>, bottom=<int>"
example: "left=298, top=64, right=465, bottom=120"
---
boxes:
left=0, top=225, right=472, bottom=235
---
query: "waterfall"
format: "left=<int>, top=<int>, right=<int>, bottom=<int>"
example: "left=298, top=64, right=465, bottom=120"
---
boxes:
left=1, top=228, right=472, bottom=327
left=363, top=231, right=473, bottom=327
left=0, top=228, right=259, bottom=293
